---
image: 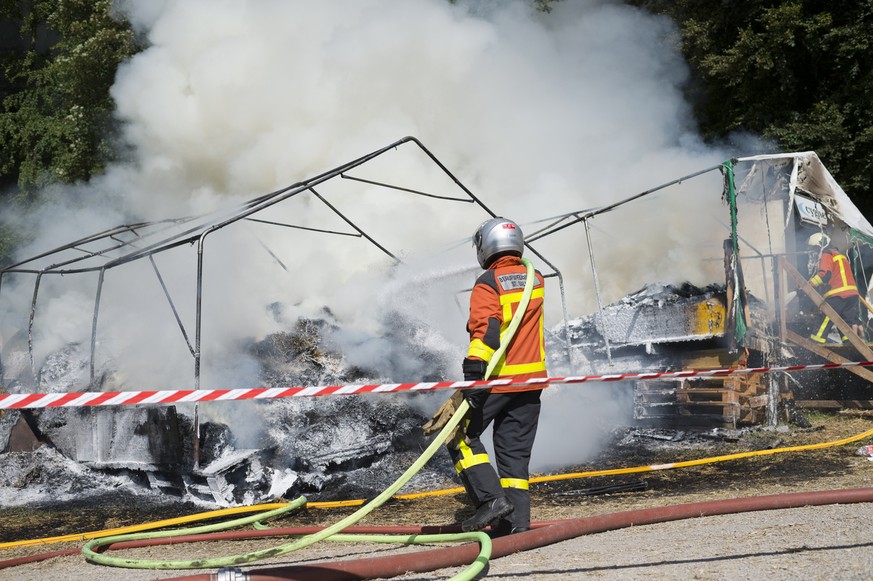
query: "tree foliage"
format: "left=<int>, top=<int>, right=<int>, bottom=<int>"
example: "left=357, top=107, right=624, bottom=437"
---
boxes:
left=0, top=0, right=137, bottom=194
left=0, top=0, right=871, bottom=265
left=0, top=0, right=138, bottom=264
left=629, top=0, right=873, bottom=217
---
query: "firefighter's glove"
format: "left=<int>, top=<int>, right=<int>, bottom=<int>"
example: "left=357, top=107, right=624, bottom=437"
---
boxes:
left=422, top=390, right=465, bottom=437
left=463, top=388, right=488, bottom=410
left=462, top=357, right=487, bottom=381
left=462, top=357, right=488, bottom=409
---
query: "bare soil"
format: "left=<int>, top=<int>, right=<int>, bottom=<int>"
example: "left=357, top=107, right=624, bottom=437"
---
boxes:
left=3, top=410, right=873, bottom=580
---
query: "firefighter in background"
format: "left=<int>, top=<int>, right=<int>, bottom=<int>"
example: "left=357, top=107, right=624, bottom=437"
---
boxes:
left=807, top=232, right=865, bottom=343
left=425, top=217, right=547, bottom=537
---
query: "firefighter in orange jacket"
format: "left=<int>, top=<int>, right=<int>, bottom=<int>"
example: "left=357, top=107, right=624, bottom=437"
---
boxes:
left=451, top=217, right=547, bottom=536
left=807, top=232, right=864, bottom=342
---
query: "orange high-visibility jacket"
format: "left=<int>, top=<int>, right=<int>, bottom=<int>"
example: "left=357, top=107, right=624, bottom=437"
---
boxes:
left=466, top=255, right=547, bottom=392
left=810, top=247, right=859, bottom=299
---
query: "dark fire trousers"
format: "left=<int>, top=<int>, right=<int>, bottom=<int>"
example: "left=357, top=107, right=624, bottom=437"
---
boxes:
left=812, top=295, right=862, bottom=342
left=447, top=389, right=542, bottom=529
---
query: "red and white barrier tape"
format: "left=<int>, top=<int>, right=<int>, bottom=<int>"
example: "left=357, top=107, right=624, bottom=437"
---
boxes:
left=2, top=360, right=873, bottom=410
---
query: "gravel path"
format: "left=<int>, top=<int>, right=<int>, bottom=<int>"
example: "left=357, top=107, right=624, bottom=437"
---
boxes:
left=396, top=503, right=873, bottom=581
left=5, top=494, right=873, bottom=580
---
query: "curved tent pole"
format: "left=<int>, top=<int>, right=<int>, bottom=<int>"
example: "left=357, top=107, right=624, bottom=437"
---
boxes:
left=406, top=137, right=574, bottom=371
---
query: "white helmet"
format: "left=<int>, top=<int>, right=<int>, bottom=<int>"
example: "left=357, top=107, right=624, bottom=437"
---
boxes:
left=808, top=232, right=830, bottom=248
left=473, top=217, right=524, bottom=269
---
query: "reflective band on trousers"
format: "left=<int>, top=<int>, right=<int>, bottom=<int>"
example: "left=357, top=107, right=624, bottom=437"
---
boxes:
left=811, top=316, right=831, bottom=342
left=454, top=453, right=490, bottom=474
left=500, top=477, right=529, bottom=490
left=454, top=436, right=491, bottom=473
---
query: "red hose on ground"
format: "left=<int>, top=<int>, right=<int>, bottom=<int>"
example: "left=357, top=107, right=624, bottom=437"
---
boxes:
left=156, top=487, right=873, bottom=581
left=5, top=488, right=873, bottom=578
left=0, top=548, right=81, bottom=569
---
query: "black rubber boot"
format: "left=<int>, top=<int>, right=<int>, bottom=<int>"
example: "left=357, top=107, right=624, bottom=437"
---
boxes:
left=461, top=496, right=514, bottom=532
left=488, top=519, right=529, bottom=538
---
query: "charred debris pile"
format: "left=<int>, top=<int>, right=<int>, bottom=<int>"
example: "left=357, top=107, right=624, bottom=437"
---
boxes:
left=551, top=281, right=773, bottom=376
left=0, top=316, right=456, bottom=507
left=550, top=281, right=781, bottom=430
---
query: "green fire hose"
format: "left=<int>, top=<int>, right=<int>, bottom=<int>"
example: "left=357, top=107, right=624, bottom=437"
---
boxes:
left=82, top=258, right=538, bottom=580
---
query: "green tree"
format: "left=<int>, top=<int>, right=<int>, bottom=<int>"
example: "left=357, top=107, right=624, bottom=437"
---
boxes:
left=0, top=0, right=137, bottom=192
left=629, top=0, right=873, bottom=218
left=0, top=0, right=138, bottom=264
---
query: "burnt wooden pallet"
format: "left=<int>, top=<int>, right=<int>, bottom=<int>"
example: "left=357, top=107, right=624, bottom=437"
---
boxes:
left=634, top=373, right=768, bottom=428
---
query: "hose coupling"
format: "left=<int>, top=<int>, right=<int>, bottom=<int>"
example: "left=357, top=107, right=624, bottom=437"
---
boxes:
left=214, top=566, right=248, bottom=581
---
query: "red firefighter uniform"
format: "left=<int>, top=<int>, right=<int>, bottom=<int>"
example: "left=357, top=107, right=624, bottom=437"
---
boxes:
left=448, top=254, right=547, bottom=533
left=809, top=246, right=861, bottom=343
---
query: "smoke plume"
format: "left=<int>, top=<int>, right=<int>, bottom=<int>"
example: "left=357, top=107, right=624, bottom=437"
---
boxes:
left=3, top=0, right=742, bottom=468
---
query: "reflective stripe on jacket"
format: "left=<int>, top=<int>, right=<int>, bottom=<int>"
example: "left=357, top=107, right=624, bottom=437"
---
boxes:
left=810, top=247, right=858, bottom=299
left=466, top=255, right=546, bottom=392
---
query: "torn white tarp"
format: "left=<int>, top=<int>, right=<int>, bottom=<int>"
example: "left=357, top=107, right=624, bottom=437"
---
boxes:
left=736, top=151, right=873, bottom=242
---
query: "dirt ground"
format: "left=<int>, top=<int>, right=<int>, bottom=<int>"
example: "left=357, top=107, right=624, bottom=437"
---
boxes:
left=3, top=410, right=873, bottom=580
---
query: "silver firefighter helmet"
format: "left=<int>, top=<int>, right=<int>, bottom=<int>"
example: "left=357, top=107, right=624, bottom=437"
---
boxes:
left=473, top=217, right=524, bottom=269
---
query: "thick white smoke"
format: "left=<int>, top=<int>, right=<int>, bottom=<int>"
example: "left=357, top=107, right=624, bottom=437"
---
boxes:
left=107, top=0, right=731, bottom=312
left=3, top=0, right=740, bottom=468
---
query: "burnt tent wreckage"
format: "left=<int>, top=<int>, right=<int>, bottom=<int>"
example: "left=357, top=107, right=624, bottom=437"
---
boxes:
left=0, top=137, right=570, bottom=503
left=544, top=151, right=873, bottom=428
left=2, top=140, right=873, bottom=505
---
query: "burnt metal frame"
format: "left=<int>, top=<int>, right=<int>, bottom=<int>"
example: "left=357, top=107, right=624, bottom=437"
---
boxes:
left=0, top=136, right=571, bottom=394
left=525, top=164, right=727, bottom=366
left=522, top=158, right=854, bottom=428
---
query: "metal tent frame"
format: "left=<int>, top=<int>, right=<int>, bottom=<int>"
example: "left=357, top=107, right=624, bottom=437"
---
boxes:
left=525, top=163, right=727, bottom=362
left=0, top=135, right=571, bottom=405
